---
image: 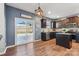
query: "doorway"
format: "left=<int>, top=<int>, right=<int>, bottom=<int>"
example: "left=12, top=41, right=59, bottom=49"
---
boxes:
left=15, top=17, right=33, bottom=45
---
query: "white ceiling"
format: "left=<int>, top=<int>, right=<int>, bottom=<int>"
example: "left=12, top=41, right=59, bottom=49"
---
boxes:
left=6, top=3, right=79, bottom=19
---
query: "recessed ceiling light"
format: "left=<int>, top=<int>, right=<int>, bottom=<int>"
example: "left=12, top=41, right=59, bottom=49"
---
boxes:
left=48, top=11, right=51, bottom=14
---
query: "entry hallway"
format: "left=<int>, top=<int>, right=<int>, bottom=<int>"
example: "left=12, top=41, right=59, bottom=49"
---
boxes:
left=2, top=39, right=79, bottom=56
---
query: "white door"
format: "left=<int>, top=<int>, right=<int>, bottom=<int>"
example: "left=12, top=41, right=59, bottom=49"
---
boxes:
left=15, top=17, right=33, bottom=45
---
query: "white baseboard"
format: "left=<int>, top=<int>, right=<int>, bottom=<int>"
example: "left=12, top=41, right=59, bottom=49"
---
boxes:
left=0, top=48, right=7, bottom=55
left=33, top=39, right=41, bottom=42
left=6, top=45, right=16, bottom=49
left=0, top=45, right=16, bottom=55
left=0, top=39, right=41, bottom=55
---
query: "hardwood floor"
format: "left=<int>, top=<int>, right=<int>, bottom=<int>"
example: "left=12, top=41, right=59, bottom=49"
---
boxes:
left=1, top=39, right=79, bottom=56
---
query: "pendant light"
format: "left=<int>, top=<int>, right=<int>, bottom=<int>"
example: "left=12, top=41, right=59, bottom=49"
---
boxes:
left=35, top=3, right=44, bottom=17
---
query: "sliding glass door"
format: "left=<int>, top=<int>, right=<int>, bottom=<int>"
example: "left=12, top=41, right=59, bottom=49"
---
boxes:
left=15, top=17, right=33, bottom=45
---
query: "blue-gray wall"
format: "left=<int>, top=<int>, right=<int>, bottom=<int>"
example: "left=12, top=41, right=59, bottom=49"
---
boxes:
left=35, top=17, right=41, bottom=40
left=5, top=5, right=37, bottom=46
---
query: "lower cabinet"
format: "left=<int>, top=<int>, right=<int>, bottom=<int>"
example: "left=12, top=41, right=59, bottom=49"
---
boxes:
left=56, top=33, right=72, bottom=49
left=75, top=34, right=79, bottom=42
left=50, top=32, right=55, bottom=39
left=41, top=32, right=50, bottom=41
left=41, top=32, right=57, bottom=41
left=41, top=32, right=46, bottom=41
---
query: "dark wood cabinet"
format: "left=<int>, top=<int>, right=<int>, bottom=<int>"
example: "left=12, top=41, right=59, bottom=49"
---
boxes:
left=56, top=33, right=72, bottom=49
left=41, top=19, right=46, bottom=28
left=41, top=32, right=46, bottom=41
left=53, top=21, right=56, bottom=28
left=41, top=32, right=57, bottom=41
left=50, top=32, right=54, bottom=39
left=49, top=32, right=56, bottom=39
left=76, top=34, right=79, bottom=42
left=41, top=32, right=50, bottom=41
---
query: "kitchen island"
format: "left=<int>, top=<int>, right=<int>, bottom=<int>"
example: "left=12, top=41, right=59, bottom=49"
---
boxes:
left=56, top=33, right=72, bottom=49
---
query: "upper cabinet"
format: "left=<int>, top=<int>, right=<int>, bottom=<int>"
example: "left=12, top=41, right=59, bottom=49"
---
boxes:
left=53, top=21, right=56, bottom=28
left=68, top=16, right=79, bottom=26
left=57, top=16, right=79, bottom=28
left=41, top=19, right=46, bottom=28
left=41, top=19, right=51, bottom=28
left=74, top=16, right=79, bottom=26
